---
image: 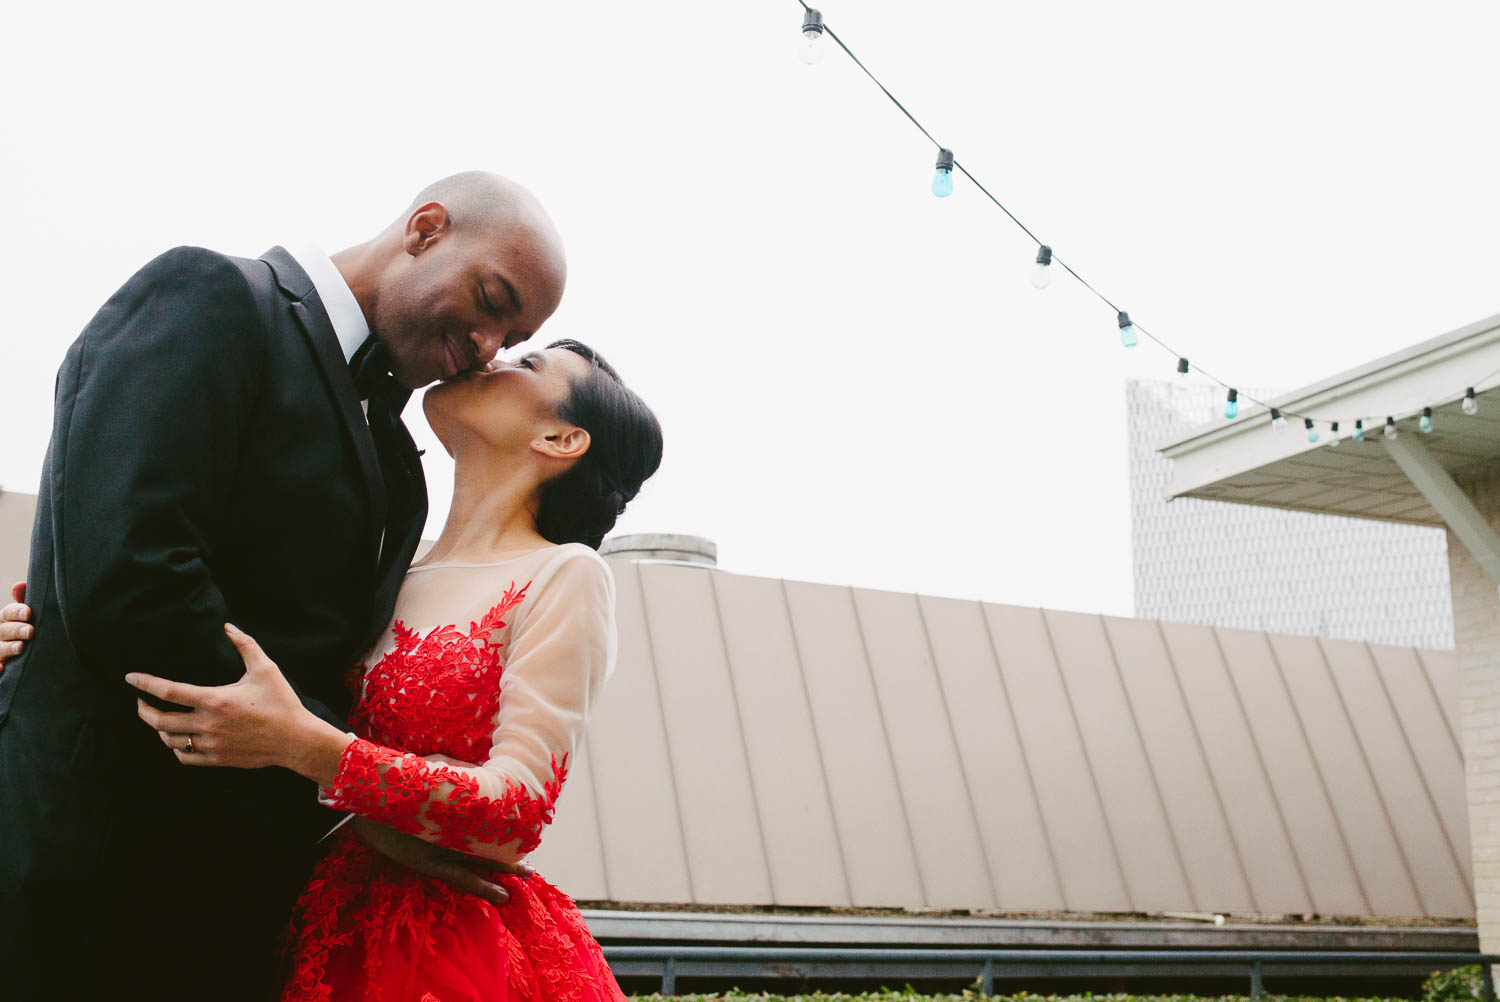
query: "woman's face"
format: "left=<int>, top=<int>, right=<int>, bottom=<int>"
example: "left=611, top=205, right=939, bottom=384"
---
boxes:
left=422, top=345, right=592, bottom=460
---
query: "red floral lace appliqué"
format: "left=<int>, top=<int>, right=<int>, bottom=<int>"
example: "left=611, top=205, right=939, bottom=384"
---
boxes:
left=278, top=582, right=623, bottom=1002
left=327, top=739, right=568, bottom=856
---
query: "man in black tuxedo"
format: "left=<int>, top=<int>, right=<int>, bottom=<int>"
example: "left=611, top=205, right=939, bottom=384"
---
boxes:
left=0, top=171, right=567, bottom=1001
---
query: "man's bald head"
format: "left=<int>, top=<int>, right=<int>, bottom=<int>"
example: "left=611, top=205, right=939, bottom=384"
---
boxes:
left=363, top=171, right=568, bottom=388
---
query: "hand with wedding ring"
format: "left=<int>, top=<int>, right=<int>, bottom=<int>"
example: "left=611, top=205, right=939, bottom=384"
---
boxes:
left=126, top=623, right=353, bottom=785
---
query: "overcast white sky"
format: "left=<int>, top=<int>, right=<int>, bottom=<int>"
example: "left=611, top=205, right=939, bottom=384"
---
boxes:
left=3, top=1, right=1498, bottom=616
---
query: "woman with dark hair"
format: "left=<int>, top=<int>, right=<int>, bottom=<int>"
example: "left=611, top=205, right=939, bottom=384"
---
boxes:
left=124, top=339, right=663, bottom=1001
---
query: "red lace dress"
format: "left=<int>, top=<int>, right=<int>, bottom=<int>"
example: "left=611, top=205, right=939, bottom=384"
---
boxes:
left=279, top=544, right=626, bottom=1002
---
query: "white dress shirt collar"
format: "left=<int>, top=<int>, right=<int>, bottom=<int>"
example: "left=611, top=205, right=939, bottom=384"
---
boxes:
left=285, top=243, right=371, bottom=365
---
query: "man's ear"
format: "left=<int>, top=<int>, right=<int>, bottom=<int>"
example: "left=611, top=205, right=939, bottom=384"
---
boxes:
left=403, top=201, right=450, bottom=255
left=533, top=426, right=591, bottom=461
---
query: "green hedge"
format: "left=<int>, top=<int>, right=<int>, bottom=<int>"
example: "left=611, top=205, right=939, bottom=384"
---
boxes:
left=628, top=964, right=1490, bottom=1002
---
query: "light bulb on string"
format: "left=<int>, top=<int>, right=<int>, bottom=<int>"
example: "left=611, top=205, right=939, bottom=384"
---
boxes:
left=1354, top=419, right=1365, bottom=442
left=1177, top=358, right=1190, bottom=376
left=799, top=9, right=826, bottom=64
left=931, top=148, right=954, bottom=198
left=1117, top=311, right=1138, bottom=348
left=1271, top=407, right=1286, bottom=430
left=1385, top=416, right=1398, bottom=440
left=1420, top=407, right=1434, bottom=433
left=1465, top=388, right=1479, bottom=415
left=1225, top=389, right=1239, bottom=420
left=1329, top=422, right=1341, bottom=447
left=1305, top=418, right=1319, bottom=443
left=1031, top=245, right=1052, bottom=289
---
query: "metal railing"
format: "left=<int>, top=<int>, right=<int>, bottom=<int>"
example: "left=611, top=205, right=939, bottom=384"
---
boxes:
left=603, top=944, right=1499, bottom=998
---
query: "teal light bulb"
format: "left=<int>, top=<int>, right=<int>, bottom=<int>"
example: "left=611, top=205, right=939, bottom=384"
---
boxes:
left=1305, top=419, right=1319, bottom=443
left=1225, top=399, right=1238, bottom=420
left=932, top=147, right=955, bottom=198
left=1353, top=421, right=1365, bottom=442
left=1117, top=311, right=1138, bottom=348
left=1420, top=407, right=1433, bottom=433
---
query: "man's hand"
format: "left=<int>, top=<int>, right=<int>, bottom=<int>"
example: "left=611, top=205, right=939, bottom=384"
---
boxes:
left=0, top=581, right=32, bottom=670
left=349, top=816, right=534, bottom=906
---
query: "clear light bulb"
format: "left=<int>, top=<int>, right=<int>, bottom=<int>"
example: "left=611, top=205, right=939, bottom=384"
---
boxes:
left=800, top=29, right=824, bottom=64
left=1031, top=245, right=1053, bottom=289
left=799, top=9, right=825, bottom=64
left=1353, top=420, right=1365, bottom=443
left=1420, top=406, right=1434, bottom=433
left=1305, top=419, right=1319, bottom=443
left=1117, top=311, right=1138, bottom=348
left=932, top=147, right=954, bottom=198
left=1384, top=417, right=1398, bottom=440
left=1225, top=389, right=1239, bottom=420
left=1464, top=388, right=1478, bottom=415
left=1329, top=422, right=1341, bottom=447
left=1271, top=407, right=1286, bottom=430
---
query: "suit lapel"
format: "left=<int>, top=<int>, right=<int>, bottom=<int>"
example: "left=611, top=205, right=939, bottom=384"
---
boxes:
left=369, top=404, right=430, bottom=640
left=261, top=246, right=387, bottom=557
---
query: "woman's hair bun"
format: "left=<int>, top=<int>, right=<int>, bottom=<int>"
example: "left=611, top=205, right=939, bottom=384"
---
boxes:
left=535, top=340, right=663, bottom=551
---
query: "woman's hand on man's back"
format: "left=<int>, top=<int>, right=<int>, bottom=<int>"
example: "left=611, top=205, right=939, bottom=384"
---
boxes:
left=0, top=581, right=31, bottom=671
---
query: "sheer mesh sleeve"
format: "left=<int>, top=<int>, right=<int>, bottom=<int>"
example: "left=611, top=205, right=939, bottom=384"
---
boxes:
left=319, top=549, right=616, bottom=863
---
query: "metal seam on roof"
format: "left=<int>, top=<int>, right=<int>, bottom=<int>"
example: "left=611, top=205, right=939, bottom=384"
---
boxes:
left=1211, top=625, right=1316, bottom=912
left=1313, top=635, right=1427, bottom=914
left=1156, top=619, right=1260, bottom=912
left=1261, top=630, right=1373, bottom=915
left=916, top=594, right=1000, bottom=910
left=1101, top=615, right=1198, bottom=911
left=1039, top=608, right=1134, bottom=910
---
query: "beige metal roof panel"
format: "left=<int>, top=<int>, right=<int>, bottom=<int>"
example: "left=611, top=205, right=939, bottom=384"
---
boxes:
left=853, top=589, right=996, bottom=910
left=1265, top=633, right=1424, bottom=916
left=783, top=579, right=926, bottom=908
left=582, top=562, right=695, bottom=903
left=984, top=604, right=1131, bottom=911
left=1212, top=627, right=1367, bottom=915
left=919, top=595, right=1065, bottom=910
left=529, top=745, right=610, bottom=899
left=1103, top=617, right=1255, bottom=913
left=0, top=491, right=29, bottom=587
left=637, top=563, right=774, bottom=905
left=1418, top=649, right=1462, bottom=753
left=1319, top=639, right=1472, bottom=916
left=1044, top=610, right=1193, bottom=912
left=1158, top=622, right=1311, bottom=914
left=711, top=572, right=852, bottom=907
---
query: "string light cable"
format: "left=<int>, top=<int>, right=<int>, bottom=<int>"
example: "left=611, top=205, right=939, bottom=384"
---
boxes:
left=790, top=2, right=1497, bottom=438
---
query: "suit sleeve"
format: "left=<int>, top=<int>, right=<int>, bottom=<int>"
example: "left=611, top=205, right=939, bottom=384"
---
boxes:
left=50, top=247, right=340, bottom=727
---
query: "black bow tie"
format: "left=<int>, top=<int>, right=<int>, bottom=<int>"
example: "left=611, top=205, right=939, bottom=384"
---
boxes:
left=349, top=334, right=394, bottom=402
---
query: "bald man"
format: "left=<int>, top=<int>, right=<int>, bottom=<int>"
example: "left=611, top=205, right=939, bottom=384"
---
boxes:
left=0, top=173, right=567, bottom=1001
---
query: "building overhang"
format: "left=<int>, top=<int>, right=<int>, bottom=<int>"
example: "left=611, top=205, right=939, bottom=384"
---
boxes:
left=1161, top=313, right=1500, bottom=526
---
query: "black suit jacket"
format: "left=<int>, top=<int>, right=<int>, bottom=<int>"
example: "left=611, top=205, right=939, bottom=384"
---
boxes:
left=0, top=246, right=427, bottom=1001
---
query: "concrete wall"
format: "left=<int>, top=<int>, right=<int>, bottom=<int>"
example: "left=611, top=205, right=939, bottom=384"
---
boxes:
left=1448, top=458, right=1500, bottom=951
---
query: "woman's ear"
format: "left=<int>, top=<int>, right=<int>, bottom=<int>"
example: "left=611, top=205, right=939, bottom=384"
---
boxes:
left=532, top=426, right=591, bottom=461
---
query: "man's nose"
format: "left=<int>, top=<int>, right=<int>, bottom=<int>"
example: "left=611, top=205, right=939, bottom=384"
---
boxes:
left=468, top=329, right=504, bottom=368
